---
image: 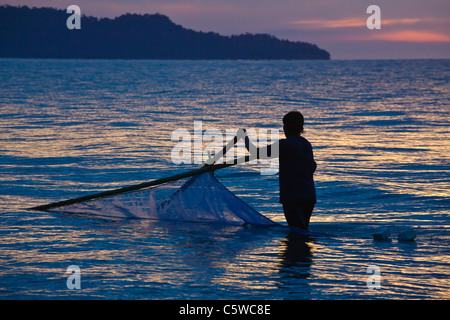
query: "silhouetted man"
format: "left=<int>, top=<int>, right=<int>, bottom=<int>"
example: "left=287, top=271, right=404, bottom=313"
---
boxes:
left=245, top=111, right=317, bottom=230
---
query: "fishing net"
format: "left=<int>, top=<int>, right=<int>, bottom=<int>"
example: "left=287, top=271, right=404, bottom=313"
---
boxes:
left=50, top=171, right=275, bottom=226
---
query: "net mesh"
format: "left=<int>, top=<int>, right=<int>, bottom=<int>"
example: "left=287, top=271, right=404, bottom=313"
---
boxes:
left=51, top=172, right=275, bottom=226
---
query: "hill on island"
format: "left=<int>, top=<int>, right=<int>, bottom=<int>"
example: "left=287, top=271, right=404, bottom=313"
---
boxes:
left=0, top=5, right=330, bottom=60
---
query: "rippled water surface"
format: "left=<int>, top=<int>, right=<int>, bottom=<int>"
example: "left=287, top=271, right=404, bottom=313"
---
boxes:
left=0, top=59, right=449, bottom=299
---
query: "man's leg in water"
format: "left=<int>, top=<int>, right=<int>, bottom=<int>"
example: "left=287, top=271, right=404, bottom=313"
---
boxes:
left=282, top=200, right=315, bottom=230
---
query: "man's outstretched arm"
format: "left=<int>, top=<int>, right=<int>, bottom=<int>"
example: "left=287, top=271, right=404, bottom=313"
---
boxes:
left=242, top=129, right=279, bottom=160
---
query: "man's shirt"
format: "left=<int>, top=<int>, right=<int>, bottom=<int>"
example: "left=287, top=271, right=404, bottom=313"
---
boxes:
left=278, top=136, right=317, bottom=203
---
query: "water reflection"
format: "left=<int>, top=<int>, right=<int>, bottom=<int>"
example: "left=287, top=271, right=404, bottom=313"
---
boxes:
left=1, top=59, right=449, bottom=299
left=277, top=232, right=314, bottom=287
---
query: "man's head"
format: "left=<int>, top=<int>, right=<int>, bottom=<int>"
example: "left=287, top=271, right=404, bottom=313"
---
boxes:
left=283, top=111, right=304, bottom=137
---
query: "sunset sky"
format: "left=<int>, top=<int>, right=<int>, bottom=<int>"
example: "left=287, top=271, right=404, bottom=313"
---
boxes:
left=4, top=0, right=450, bottom=59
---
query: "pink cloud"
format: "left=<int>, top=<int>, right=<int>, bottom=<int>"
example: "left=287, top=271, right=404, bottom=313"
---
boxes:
left=370, top=30, right=450, bottom=43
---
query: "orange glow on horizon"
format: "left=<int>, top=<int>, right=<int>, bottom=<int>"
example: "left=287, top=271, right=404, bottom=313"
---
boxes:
left=370, top=30, right=450, bottom=43
left=290, top=18, right=437, bottom=29
left=290, top=17, right=450, bottom=43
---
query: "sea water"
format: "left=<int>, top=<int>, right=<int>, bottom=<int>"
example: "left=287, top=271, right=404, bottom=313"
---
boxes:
left=0, top=59, right=448, bottom=299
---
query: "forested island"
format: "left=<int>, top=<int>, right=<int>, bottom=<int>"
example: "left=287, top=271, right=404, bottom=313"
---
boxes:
left=0, top=5, right=330, bottom=60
